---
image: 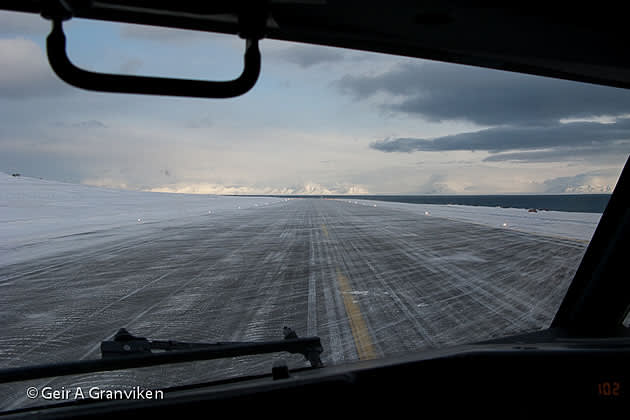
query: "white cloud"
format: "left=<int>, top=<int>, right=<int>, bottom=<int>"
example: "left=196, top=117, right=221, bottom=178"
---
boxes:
left=82, top=177, right=130, bottom=190
left=145, top=181, right=369, bottom=195
left=0, top=37, right=67, bottom=98
left=541, top=170, right=620, bottom=193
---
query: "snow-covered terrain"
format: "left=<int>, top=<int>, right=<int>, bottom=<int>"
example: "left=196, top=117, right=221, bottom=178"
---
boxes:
left=0, top=173, right=286, bottom=265
left=2, top=174, right=602, bottom=267
left=346, top=199, right=601, bottom=242
left=2, top=174, right=602, bottom=266
left=1, top=173, right=604, bottom=411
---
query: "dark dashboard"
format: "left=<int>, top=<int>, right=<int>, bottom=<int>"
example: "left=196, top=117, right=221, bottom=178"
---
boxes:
left=4, top=337, right=629, bottom=418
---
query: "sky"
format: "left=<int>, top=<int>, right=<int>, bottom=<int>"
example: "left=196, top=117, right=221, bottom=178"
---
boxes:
left=1, top=10, right=630, bottom=195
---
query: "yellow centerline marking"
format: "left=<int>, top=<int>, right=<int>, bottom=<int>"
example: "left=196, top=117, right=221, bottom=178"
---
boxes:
left=320, top=223, right=376, bottom=359
left=336, top=268, right=377, bottom=360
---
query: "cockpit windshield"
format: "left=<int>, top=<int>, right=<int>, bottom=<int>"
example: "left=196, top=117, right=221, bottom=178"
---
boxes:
left=1, top=9, right=629, bottom=412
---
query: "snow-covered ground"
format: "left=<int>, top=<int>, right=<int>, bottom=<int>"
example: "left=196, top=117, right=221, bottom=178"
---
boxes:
left=0, top=173, right=286, bottom=265
left=2, top=173, right=601, bottom=266
left=344, top=199, right=601, bottom=242
left=1, top=175, right=604, bottom=410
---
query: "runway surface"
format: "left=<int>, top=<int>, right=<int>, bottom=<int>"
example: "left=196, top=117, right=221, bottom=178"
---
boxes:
left=0, top=198, right=588, bottom=409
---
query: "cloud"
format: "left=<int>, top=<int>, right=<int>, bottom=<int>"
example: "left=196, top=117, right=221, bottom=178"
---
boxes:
left=370, top=119, right=630, bottom=160
left=542, top=170, right=619, bottom=193
left=147, top=181, right=369, bottom=195
left=292, top=182, right=369, bottom=195
left=482, top=144, right=630, bottom=163
left=73, top=120, right=107, bottom=128
left=186, top=115, right=213, bottom=129
left=119, top=58, right=143, bottom=74
left=0, top=37, right=67, bottom=98
left=343, top=59, right=630, bottom=166
left=337, top=61, right=630, bottom=125
left=0, top=147, right=84, bottom=183
left=271, top=44, right=346, bottom=68
left=415, top=174, right=455, bottom=194
left=82, top=177, right=130, bottom=190
left=51, top=120, right=108, bottom=128
left=0, top=11, right=49, bottom=36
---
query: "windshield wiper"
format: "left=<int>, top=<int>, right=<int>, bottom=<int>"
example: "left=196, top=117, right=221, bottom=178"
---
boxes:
left=0, top=327, right=323, bottom=384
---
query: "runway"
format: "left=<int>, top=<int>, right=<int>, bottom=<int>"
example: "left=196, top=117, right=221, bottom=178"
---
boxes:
left=0, top=198, right=587, bottom=409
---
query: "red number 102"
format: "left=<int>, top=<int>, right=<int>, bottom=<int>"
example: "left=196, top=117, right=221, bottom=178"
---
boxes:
left=597, top=382, right=621, bottom=397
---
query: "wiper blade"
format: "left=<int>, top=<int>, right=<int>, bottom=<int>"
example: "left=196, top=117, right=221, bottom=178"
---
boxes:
left=0, top=327, right=323, bottom=384
left=100, top=327, right=323, bottom=367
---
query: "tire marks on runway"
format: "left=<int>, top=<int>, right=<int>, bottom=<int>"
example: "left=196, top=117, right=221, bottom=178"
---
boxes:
left=1, top=198, right=588, bottom=411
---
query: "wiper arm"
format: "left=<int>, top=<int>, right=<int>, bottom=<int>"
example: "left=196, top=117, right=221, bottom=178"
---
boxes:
left=0, top=327, right=323, bottom=384
left=101, top=327, right=323, bottom=366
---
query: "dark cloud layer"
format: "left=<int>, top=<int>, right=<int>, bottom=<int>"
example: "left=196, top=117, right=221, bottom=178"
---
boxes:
left=482, top=143, right=630, bottom=163
left=338, top=62, right=630, bottom=126
left=371, top=119, right=630, bottom=156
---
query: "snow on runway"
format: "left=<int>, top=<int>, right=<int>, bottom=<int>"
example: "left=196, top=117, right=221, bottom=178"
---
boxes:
left=0, top=176, right=595, bottom=410
left=0, top=173, right=287, bottom=266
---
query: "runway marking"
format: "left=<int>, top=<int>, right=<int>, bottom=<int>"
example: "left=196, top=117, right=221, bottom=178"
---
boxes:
left=321, top=224, right=329, bottom=238
left=336, top=268, right=376, bottom=360
left=307, top=227, right=317, bottom=336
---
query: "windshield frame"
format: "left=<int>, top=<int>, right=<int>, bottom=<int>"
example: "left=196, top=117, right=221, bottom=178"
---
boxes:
left=1, top=3, right=630, bottom=414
